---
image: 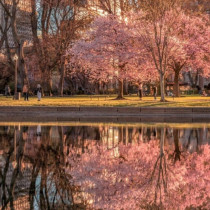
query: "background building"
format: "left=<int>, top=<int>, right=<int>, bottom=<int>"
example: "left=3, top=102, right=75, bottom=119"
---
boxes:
left=0, top=0, right=32, bottom=49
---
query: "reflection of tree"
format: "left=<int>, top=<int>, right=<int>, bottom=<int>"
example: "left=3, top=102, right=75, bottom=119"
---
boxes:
left=64, top=126, right=101, bottom=154
left=173, top=129, right=181, bottom=162
left=0, top=125, right=86, bottom=210
left=169, top=128, right=182, bottom=163
left=69, top=127, right=210, bottom=209
left=28, top=145, right=75, bottom=209
left=179, top=128, right=205, bottom=153
left=25, top=126, right=83, bottom=210
left=0, top=124, right=209, bottom=209
left=144, top=127, right=168, bottom=208
left=145, top=127, right=209, bottom=209
left=168, top=127, right=209, bottom=163
left=0, top=126, right=25, bottom=210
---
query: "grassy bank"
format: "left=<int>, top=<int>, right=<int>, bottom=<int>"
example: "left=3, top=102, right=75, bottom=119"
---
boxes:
left=0, top=95, right=210, bottom=107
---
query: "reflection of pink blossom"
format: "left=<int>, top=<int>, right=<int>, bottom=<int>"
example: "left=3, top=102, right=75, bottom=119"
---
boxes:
left=68, top=142, right=210, bottom=209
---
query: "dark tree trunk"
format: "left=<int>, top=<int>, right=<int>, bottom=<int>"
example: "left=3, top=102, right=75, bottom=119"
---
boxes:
left=173, top=129, right=181, bottom=162
left=95, top=82, right=100, bottom=94
left=49, top=76, right=53, bottom=96
left=58, top=61, right=65, bottom=96
left=173, top=69, right=180, bottom=97
left=19, top=41, right=29, bottom=88
left=172, top=62, right=185, bottom=97
left=115, top=79, right=125, bottom=100
left=42, top=69, right=52, bottom=96
left=160, top=73, right=166, bottom=102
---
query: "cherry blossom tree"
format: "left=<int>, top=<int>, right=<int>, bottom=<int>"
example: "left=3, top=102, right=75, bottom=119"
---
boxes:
left=128, top=3, right=210, bottom=99
left=69, top=15, right=155, bottom=99
left=128, top=8, right=183, bottom=101
left=127, top=0, right=181, bottom=101
left=167, top=12, right=210, bottom=96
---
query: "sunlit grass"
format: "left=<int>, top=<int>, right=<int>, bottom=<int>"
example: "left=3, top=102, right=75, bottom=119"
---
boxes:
left=0, top=95, right=210, bottom=107
left=0, top=122, right=209, bottom=128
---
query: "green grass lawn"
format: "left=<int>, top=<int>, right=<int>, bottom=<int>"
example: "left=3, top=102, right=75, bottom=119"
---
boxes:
left=0, top=94, right=210, bottom=107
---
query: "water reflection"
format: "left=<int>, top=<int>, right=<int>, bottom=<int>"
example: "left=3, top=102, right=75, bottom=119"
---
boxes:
left=0, top=123, right=209, bottom=209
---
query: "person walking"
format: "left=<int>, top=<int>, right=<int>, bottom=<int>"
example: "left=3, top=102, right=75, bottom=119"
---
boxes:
left=138, top=83, right=143, bottom=100
left=153, top=86, right=157, bottom=100
left=22, top=84, right=29, bottom=101
left=37, top=84, right=42, bottom=101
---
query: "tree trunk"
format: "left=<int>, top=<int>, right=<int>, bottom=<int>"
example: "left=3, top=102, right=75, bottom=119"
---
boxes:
left=58, top=126, right=65, bottom=164
left=95, top=82, right=100, bottom=94
left=160, top=127, right=165, bottom=156
left=19, top=41, right=29, bottom=88
left=115, top=79, right=124, bottom=100
left=48, top=75, right=53, bottom=96
left=43, top=69, right=52, bottom=96
left=160, top=73, right=166, bottom=102
left=18, top=45, right=23, bottom=88
left=173, top=69, right=180, bottom=97
left=29, top=164, right=40, bottom=210
left=58, top=61, right=65, bottom=96
left=124, top=79, right=128, bottom=95
left=198, top=71, right=204, bottom=90
left=173, top=129, right=181, bottom=162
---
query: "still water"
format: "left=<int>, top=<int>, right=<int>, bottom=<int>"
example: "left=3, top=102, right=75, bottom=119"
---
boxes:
left=0, top=122, right=209, bottom=210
